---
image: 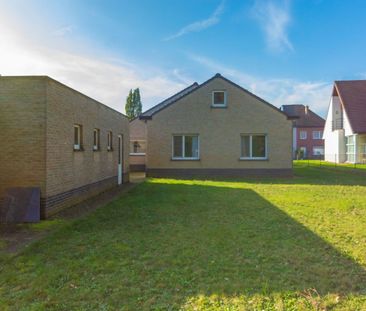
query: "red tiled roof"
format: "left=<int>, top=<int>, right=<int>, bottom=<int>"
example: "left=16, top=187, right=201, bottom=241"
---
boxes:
left=281, top=104, right=325, bottom=128
left=334, top=80, right=366, bottom=134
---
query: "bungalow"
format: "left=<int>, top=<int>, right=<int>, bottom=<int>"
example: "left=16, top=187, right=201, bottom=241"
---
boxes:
left=139, top=73, right=293, bottom=177
left=323, top=80, right=366, bottom=163
left=0, top=76, right=130, bottom=220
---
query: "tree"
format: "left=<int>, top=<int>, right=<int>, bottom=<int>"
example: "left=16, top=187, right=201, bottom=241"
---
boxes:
left=125, top=88, right=142, bottom=120
left=133, top=88, right=142, bottom=117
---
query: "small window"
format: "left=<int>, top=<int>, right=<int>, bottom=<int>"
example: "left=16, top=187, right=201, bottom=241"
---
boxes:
left=212, top=91, right=227, bottom=107
left=312, top=131, right=322, bottom=140
left=93, top=129, right=100, bottom=151
left=172, top=135, right=199, bottom=160
left=74, top=124, right=82, bottom=150
left=300, top=131, right=307, bottom=140
left=130, top=140, right=146, bottom=155
left=240, top=134, right=267, bottom=159
left=107, top=131, right=113, bottom=151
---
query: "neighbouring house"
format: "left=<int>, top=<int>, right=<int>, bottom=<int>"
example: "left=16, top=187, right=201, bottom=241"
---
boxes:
left=0, top=76, right=130, bottom=219
left=139, top=73, right=293, bottom=177
left=281, top=104, right=325, bottom=159
left=323, top=80, right=366, bottom=163
left=129, top=118, right=147, bottom=172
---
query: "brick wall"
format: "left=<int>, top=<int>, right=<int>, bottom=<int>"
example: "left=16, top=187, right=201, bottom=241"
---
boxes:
left=146, top=77, right=292, bottom=175
left=0, top=77, right=47, bottom=196
left=45, top=78, right=130, bottom=198
left=129, top=118, right=146, bottom=171
left=296, top=126, right=324, bottom=158
left=0, top=76, right=130, bottom=217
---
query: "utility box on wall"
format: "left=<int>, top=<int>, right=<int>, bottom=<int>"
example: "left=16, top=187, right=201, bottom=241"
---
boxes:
left=0, top=187, right=40, bottom=223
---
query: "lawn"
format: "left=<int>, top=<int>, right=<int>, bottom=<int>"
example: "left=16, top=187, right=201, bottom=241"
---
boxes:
left=295, top=159, right=366, bottom=171
left=1, top=164, right=366, bottom=310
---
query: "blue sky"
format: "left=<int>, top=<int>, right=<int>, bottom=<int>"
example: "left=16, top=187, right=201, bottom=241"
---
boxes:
left=1, top=0, right=366, bottom=116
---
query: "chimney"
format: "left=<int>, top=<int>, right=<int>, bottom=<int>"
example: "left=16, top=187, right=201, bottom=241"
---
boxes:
left=305, top=105, right=309, bottom=114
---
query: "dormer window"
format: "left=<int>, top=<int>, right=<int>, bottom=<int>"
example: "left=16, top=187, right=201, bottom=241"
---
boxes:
left=212, top=91, right=227, bottom=107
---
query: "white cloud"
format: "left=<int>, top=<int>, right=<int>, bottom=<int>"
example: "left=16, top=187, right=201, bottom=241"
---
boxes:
left=53, top=25, right=74, bottom=37
left=251, top=0, right=293, bottom=52
left=163, top=0, right=225, bottom=41
left=0, top=15, right=186, bottom=114
left=188, top=54, right=331, bottom=117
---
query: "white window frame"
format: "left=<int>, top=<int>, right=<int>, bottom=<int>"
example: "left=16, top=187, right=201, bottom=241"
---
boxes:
left=346, top=135, right=356, bottom=163
left=240, top=134, right=268, bottom=160
left=172, top=134, right=200, bottom=160
left=74, top=124, right=81, bottom=150
left=93, top=128, right=100, bottom=151
left=211, top=91, right=227, bottom=107
left=300, top=131, right=307, bottom=140
left=107, top=131, right=113, bottom=151
left=130, top=140, right=146, bottom=156
left=312, top=130, right=322, bottom=140
left=312, top=146, right=324, bottom=155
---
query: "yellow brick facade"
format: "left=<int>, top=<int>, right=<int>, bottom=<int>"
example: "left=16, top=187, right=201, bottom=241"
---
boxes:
left=145, top=76, right=292, bottom=176
left=0, top=76, right=129, bottom=217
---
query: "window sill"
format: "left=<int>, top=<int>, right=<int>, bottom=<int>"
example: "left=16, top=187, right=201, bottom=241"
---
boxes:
left=171, top=158, right=200, bottom=161
left=130, top=153, right=146, bottom=156
left=239, top=157, right=268, bottom=161
left=107, top=148, right=113, bottom=152
left=93, top=148, right=101, bottom=152
left=211, top=105, right=227, bottom=109
left=73, top=147, right=84, bottom=152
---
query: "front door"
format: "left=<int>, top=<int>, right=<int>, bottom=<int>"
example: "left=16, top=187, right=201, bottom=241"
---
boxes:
left=118, top=135, right=123, bottom=185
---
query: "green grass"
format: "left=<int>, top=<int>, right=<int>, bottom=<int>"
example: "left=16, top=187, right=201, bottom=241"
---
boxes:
left=295, top=159, right=366, bottom=171
left=1, top=164, right=366, bottom=310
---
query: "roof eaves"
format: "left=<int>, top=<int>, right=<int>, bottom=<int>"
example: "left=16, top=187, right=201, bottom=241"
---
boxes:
left=140, top=82, right=199, bottom=119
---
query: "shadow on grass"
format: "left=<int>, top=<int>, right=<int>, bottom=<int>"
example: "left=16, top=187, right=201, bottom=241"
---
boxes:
left=1, top=181, right=366, bottom=309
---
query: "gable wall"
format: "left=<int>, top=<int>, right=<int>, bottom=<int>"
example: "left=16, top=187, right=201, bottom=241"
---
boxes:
left=146, top=77, right=292, bottom=173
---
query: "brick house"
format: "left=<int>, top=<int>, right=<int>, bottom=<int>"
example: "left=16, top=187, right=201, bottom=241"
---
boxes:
left=129, top=118, right=147, bottom=172
left=139, top=73, right=293, bottom=177
left=281, top=105, right=325, bottom=159
left=0, top=76, right=130, bottom=219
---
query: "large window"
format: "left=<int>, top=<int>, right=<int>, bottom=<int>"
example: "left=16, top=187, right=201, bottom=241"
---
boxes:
left=312, top=130, right=322, bottom=140
left=172, top=135, right=199, bottom=160
left=212, top=91, right=227, bottom=107
left=241, top=134, right=267, bottom=159
left=346, top=135, right=356, bottom=163
left=300, top=131, right=307, bottom=140
left=74, top=124, right=82, bottom=150
left=313, top=146, right=324, bottom=156
left=93, top=129, right=100, bottom=151
left=130, top=140, right=146, bottom=155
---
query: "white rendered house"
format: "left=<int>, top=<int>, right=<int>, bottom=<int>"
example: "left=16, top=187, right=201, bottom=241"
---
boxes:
left=323, top=80, right=366, bottom=163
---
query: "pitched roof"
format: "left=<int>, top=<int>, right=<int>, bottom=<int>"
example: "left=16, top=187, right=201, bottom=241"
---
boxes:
left=281, top=104, right=325, bottom=128
left=139, top=82, right=199, bottom=119
left=140, top=73, right=287, bottom=119
left=334, top=80, right=366, bottom=134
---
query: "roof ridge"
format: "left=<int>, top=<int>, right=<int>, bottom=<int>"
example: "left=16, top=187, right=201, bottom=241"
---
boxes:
left=140, top=73, right=288, bottom=120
